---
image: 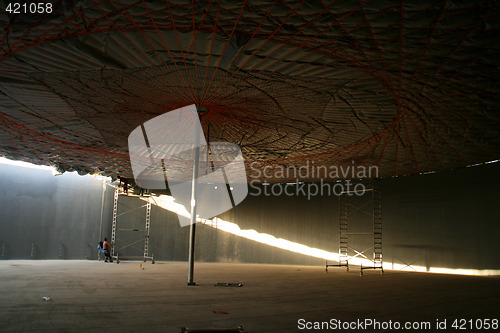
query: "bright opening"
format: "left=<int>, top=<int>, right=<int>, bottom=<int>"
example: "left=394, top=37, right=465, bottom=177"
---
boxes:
left=144, top=194, right=500, bottom=277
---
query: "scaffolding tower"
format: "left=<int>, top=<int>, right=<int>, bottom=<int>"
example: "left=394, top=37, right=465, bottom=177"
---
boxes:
left=326, top=181, right=383, bottom=275
left=110, top=187, right=118, bottom=260
left=110, top=187, right=155, bottom=264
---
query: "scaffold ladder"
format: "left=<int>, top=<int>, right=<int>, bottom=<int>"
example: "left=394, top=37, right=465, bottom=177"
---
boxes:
left=373, top=183, right=383, bottom=270
left=143, top=198, right=154, bottom=263
left=326, top=180, right=384, bottom=275
left=339, top=193, right=349, bottom=268
left=111, top=187, right=119, bottom=258
left=326, top=188, right=349, bottom=272
left=110, top=189, right=154, bottom=264
left=359, top=181, right=384, bottom=276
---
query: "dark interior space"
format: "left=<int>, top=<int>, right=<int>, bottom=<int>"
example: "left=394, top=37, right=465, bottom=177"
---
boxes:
left=1, top=1, right=499, bottom=332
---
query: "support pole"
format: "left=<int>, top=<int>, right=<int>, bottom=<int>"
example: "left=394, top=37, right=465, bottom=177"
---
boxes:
left=187, top=125, right=201, bottom=286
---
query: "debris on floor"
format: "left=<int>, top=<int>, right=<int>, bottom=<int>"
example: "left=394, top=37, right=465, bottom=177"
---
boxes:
left=211, top=310, right=229, bottom=314
left=181, top=326, right=245, bottom=332
left=214, top=283, right=243, bottom=287
left=42, top=296, right=52, bottom=301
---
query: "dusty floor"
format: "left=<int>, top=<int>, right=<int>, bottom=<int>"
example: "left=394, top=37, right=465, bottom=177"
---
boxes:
left=0, top=260, right=499, bottom=332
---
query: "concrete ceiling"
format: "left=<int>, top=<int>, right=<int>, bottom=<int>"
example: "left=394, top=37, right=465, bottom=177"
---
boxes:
left=0, top=0, right=499, bottom=182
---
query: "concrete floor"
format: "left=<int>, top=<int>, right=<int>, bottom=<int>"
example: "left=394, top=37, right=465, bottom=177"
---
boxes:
left=0, top=261, right=499, bottom=332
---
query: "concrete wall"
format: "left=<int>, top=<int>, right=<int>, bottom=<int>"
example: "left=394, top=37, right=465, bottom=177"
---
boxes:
left=1, top=161, right=499, bottom=270
left=0, top=164, right=114, bottom=260
left=381, top=163, right=500, bottom=270
left=219, top=162, right=500, bottom=270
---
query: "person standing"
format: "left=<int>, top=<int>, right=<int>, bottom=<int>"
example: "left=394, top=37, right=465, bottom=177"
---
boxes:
left=103, top=238, right=114, bottom=262
left=118, top=176, right=128, bottom=194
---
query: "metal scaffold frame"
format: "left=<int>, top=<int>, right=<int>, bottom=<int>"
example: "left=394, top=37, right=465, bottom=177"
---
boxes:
left=326, top=180, right=383, bottom=275
left=110, top=187, right=118, bottom=259
left=110, top=186, right=155, bottom=264
left=143, top=200, right=153, bottom=263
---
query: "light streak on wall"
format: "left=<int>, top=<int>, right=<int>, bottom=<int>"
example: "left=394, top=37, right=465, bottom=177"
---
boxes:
left=145, top=194, right=500, bottom=276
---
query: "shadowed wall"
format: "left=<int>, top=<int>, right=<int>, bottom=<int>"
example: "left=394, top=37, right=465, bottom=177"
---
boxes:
left=0, top=162, right=499, bottom=270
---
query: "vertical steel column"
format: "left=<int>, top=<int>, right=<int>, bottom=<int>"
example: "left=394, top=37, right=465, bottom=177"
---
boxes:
left=187, top=126, right=201, bottom=286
